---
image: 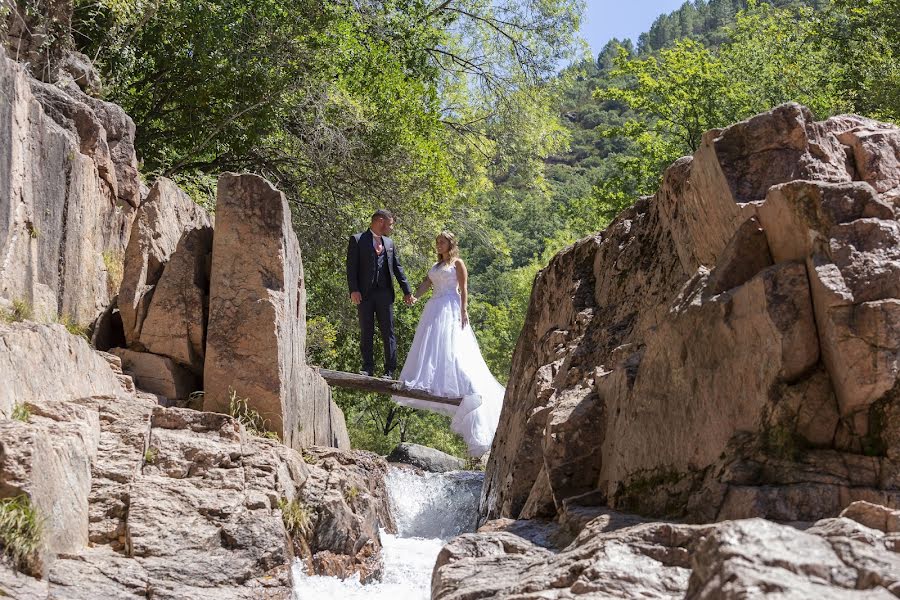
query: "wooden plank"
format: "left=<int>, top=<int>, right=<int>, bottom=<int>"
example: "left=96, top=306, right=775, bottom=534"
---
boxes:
left=316, top=368, right=462, bottom=407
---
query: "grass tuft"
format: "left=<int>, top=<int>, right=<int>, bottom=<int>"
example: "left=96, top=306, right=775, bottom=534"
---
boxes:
left=101, top=250, right=124, bottom=297
left=0, top=496, right=43, bottom=572
left=144, top=447, right=158, bottom=465
left=228, top=388, right=280, bottom=440
left=56, top=314, right=89, bottom=340
left=0, top=300, right=33, bottom=323
left=278, top=498, right=312, bottom=538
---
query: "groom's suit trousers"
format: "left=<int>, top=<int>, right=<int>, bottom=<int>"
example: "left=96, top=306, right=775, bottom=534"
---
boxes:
left=358, top=287, right=397, bottom=374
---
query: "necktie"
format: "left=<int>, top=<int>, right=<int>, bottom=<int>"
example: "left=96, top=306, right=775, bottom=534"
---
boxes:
left=374, top=236, right=384, bottom=255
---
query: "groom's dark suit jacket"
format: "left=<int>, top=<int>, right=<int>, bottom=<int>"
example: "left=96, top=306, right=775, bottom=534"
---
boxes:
left=346, top=230, right=412, bottom=301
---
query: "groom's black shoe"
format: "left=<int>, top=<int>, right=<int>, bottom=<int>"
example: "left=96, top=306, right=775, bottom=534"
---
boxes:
left=359, top=369, right=373, bottom=377
left=381, top=371, right=394, bottom=380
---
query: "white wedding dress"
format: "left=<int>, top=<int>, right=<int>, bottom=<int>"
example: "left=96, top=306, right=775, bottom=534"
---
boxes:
left=392, top=261, right=504, bottom=456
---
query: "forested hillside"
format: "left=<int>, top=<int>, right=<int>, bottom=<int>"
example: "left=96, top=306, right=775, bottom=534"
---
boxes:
left=29, top=0, right=898, bottom=457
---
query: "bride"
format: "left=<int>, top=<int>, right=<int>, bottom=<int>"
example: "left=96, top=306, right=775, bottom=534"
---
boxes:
left=392, top=231, right=504, bottom=457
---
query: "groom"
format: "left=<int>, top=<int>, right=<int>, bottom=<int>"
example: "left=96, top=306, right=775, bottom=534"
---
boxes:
left=346, top=209, right=414, bottom=378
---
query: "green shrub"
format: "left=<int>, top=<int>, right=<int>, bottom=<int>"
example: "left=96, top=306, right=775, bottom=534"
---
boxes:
left=144, top=447, right=159, bottom=465
left=0, top=496, right=43, bottom=572
left=343, top=485, right=360, bottom=504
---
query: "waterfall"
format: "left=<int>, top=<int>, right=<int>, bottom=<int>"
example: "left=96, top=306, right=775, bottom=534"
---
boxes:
left=292, top=465, right=483, bottom=599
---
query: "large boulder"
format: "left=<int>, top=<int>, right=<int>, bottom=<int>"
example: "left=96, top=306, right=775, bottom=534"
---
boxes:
left=482, top=104, right=900, bottom=524
left=109, top=348, right=199, bottom=402
left=203, top=173, right=349, bottom=450
left=138, top=226, right=213, bottom=373
left=118, top=178, right=211, bottom=347
left=296, top=447, right=396, bottom=583
left=0, top=55, right=136, bottom=326
left=387, top=442, right=466, bottom=473
left=433, top=504, right=900, bottom=599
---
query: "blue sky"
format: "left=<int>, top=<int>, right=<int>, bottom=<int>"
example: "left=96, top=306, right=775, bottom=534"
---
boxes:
left=579, top=0, right=690, bottom=55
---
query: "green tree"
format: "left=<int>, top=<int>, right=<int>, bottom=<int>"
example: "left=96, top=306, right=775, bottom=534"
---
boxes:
left=828, top=0, right=900, bottom=121
left=719, top=1, right=851, bottom=118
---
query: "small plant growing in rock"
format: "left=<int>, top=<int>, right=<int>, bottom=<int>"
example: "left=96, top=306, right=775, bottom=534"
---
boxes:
left=1, top=300, right=33, bottom=323
left=55, top=314, right=88, bottom=340
left=11, top=403, right=30, bottom=423
left=228, top=388, right=279, bottom=440
left=101, top=250, right=124, bottom=297
left=0, top=495, right=43, bottom=573
left=144, top=447, right=159, bottom=465
left=25, top=222, right=39, bottom=239
left=300, top=450, right=317, bottom=465
left=764, top=423, right=803, bottom=461
left=277, top=498, right=311, bottom=538
left=343, top=485, right=360, bottom=504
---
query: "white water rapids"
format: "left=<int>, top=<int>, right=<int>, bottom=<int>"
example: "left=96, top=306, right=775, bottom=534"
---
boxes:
left=292, top=466, right=484, bottom=599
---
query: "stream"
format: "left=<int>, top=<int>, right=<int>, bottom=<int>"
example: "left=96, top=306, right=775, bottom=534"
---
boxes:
left=292, top=466, right=484, bottom=599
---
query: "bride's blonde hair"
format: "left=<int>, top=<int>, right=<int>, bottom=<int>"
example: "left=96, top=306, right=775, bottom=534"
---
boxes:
left=436, top=230, right=460, bottom=264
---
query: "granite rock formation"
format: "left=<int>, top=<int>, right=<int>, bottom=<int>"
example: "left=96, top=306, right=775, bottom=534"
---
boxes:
left=203, top=173, right=349, bottom=450
left=0, top=322, right=388, bottom=598
left=117, top=177, right=211, bottom=349
left=433, top=502, right=900, bottom=599
left=388, top=442, right=467, bottom=473
left=483, top=104, right=900, bottom=525
left=0, top=55, right=138, bottom=326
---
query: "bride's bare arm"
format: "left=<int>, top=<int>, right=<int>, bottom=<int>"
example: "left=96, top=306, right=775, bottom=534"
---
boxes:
left=415, top=274, right=432, bottom=298
left=455, top=259, right=469, bottom=328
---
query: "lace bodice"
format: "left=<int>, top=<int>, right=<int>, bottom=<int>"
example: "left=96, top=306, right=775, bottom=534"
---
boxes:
left=429, top=262, right=459, bottom=298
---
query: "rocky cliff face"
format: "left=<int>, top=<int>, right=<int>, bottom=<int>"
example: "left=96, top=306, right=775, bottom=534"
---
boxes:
left=483, top=104, right=900, bottom=524
left=0, top=54, right=138, bottom=326
left=0, top=322, right=392, bottom=598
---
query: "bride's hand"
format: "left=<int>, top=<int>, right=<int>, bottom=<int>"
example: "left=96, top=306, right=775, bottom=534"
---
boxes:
left=461, top=309, right=469, bottom=329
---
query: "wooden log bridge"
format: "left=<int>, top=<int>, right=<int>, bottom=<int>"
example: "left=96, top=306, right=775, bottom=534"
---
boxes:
left=316, top=368, right=463, bottom=407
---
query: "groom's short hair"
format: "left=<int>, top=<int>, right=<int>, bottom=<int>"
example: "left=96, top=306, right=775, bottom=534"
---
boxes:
left=371, top=209, right=393, bottom=222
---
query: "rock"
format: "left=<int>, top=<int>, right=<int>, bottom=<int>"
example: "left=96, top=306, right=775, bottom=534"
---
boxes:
left=482, top=104, right=900, bottom=525
left=0, top=323, right=116, bottom=575
left=297, top=447, right=396, bottom=583
left=433, top=508, right=900, bottom=599
left=110, top=348, right=199, bottom=402
left=0, top=55, right=135, bottom=326
left=203, top=173, right=348, bottom=449
left=686, top=518, right=900, bottom=598
left=58, top=51, right=102, bottom=95
left=758, top=180, right=900, bottom=421
left=387, top=442, right=465, bottom=472
left=0, top=345, right=383, bottom=598
left=58, top=78, right=141, bottom=208
left=840, top=501, right=900, bottom=533
left=0, top=322, right=122, bottom=417
left=138, top=226, right=213, bottom=373
left=118, top=177, right=211, bottom=346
